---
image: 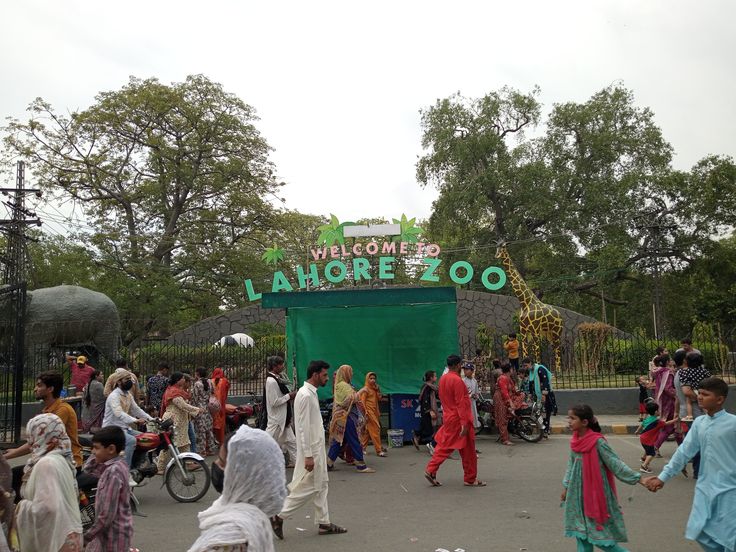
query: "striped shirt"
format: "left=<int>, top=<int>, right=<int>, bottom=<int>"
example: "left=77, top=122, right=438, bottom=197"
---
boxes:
left=83, top=456, right=132, bottom=552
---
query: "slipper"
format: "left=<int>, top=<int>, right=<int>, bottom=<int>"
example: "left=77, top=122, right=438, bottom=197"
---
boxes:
left=377, top=451, right=387, bottom=457
left=271, top=516, right=284, bottom=540
left=319, top=523, right=348, bottom=535
left=356, top=466, right=375, bottom=473
left=464, top=480, right=487, bottom=487
left=327, top=463, right=337, bottom=471
left=412, top=435, right=420, bottom=451
left=424, top=471, right=441, bottom=487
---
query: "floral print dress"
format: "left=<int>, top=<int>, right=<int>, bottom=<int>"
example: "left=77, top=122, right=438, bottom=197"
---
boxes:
left=192, top=379, right=217, bottom=456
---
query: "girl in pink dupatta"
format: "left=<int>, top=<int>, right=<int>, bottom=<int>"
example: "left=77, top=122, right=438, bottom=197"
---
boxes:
left=561, top=404, right=649, bottom=551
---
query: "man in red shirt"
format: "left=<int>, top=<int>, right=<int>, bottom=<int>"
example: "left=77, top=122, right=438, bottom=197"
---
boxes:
left=71, top=355, right=95, bottom=394
left=424, top=355, right=486, bottom=487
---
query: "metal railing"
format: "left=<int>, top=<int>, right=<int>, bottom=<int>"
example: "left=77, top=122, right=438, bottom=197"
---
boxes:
left=460, top=328, right=736, bottom=389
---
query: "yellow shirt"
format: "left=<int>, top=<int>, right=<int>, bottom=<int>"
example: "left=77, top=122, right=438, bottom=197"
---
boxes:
left=43, top=398, right=82, bottom=467
left=504, top=339, right=520, bottom=360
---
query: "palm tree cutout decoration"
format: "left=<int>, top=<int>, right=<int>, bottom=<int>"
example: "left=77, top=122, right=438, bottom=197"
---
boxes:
left=317, top=214, right=354, bottom=246
left=262, top=245, right=285, bottom=266
left=392, top=214, right=423, bottom=243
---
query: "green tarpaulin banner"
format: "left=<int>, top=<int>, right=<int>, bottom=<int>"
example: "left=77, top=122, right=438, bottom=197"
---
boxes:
left=282, top=289, right=458, bottom=399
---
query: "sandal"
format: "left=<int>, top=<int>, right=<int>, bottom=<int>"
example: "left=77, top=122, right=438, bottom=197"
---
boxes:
left=377, top=451, right=387, bottom=457
left=319, top=523, right=348, bottom=535
left=464, top=480, right=487, bottom=487
left=356, top=466, right=375, bottom=473
left=271, top=516, right=284, bottom=540
left=424, top=471, right=441, bottom=487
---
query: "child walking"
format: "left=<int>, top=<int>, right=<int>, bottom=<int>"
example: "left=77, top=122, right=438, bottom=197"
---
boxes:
left=562, top=404, right=650, bottom=552
left=645, top=377, right=736, bottom=552
left=635, top=402, right=681, bottom=473
left=83, top=426, right=134, bottom=552
left=635, top=376, right=650, bottom=421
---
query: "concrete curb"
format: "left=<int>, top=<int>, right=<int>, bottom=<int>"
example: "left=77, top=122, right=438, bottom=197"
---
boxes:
left=550, top=423, right=638, bottom=435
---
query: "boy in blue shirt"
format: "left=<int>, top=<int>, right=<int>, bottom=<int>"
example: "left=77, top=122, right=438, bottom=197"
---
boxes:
left=645, top=377, right=736, bottom=552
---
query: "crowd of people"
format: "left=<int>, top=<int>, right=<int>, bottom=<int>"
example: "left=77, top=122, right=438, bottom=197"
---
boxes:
left=1, top=359, right=233, bottom=551
left=0, top=340, right=734, bottom=552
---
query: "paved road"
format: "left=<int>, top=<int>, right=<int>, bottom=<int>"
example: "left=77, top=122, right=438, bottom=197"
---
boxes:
left=130, top=433, right=700, bottom=552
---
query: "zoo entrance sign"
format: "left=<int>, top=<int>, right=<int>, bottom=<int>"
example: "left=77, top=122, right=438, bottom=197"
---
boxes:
left=243, top=214, right=508, bottom=301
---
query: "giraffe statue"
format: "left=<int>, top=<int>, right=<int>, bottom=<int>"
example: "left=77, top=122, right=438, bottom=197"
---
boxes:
left=495, top=243, right=564, bottom=370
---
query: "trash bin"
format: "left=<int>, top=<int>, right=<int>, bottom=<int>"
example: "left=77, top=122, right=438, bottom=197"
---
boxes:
left=388, top=394, right=420, bottom=443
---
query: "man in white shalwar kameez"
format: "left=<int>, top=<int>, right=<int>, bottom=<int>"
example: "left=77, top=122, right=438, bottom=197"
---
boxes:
left=271, top=360, right=348, bottom=538
left=264, top=356, right=297, bottom=467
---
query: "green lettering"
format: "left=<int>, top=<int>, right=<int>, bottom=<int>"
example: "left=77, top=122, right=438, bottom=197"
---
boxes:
left=271, top=271, right=294, bottom=293
left=244, top=279, right=262, bottom=301
left=352, top=257, right=371, bottom=282
left=379, top=256, right=395, bottom=280
left=449, top=261, right=474, bottom=285
left=325, top=260, right=347, bottom=283
left=420, top=257, right=441, bottom=282
left=296, top=263, right=320, bottom=289
left=481, top=266, right=507, bottom=291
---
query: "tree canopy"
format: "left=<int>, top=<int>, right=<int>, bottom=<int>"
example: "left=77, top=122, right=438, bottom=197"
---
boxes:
left=5, top=75, right=283, bottom=340
left=417, top=84, right=736, bottom=336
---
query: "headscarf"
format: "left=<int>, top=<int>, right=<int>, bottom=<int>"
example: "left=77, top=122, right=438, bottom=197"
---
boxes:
left=188, top=425, right=286, bottom=552
left=15, top=415, right=82, bottom=552
left=359, top=372, right=381, bottom=419
left=161, top=380, right=192, bottom=416
left=569, top=430, right=617, bottom=530
left=333, top=364, right=354, bottom=404
left=104, top=368, right=134, bottom=396
left=23, top=413, right=76, bottom=476
left=212, top=367, right=226, bottom=381
left=529, top=363, right=553, bottom=400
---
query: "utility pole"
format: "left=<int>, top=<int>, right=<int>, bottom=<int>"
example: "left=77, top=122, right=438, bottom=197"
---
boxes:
left=1, top=161, right=42, bottom=285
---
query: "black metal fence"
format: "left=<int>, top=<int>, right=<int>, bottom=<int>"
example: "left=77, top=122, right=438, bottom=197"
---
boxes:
left=19, top=334, right=286, bottom=404
left=0, top=283, right=26, bottom=444
left=460, top=326, right=736, bottom=389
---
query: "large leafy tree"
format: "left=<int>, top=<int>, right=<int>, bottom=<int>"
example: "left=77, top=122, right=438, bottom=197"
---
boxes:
left=5, top=75, right=281, bottom=339
left=418, top=85, right=736, bottom=333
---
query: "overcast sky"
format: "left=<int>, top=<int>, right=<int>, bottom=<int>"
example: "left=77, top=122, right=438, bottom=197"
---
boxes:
left=1, top=0, right=734, bottom=233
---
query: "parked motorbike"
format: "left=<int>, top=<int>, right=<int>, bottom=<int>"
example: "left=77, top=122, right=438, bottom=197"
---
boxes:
left=225, top=402, right=256, bottom=433
left=319, top=399, right=333, bottom=434
left=130, top=418, right=210, bottom=502
left=476, top=396, right=544, bottom=443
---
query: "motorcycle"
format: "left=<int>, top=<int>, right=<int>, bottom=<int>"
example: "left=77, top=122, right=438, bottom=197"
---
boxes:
left=319, top=399, right=333, bottom=434
left=476, top=396, right=544, bottom=443
left=224, top=399, right=261, bottom=433
left=130, top=418, right=211, bottom=502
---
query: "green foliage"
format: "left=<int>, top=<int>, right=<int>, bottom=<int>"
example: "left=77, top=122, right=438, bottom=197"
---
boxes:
left=417, top=84, right=736, bottom=336
left=392, top=214, right=423, bottom=243
left=316, top=214, right=354, bottom=246
left=475, top=322, right=496, bottom=355
left=571, top=332, right=728, bottom=376
left=261, top=245, right=285, bottom=266
left=247, top=322, right=285, bottom=340
left=5, top=75, right=283, bottom=341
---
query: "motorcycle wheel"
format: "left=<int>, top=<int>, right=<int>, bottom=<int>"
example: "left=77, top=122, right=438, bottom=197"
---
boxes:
left=515, top=415, right=544, bottom=443
left=165, top=458, right=211, bottom=503
left=80, top=503, right=96, bottom=532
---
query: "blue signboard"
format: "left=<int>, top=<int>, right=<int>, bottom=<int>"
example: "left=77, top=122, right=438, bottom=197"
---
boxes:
left=388, top=393, right=420, bottom=442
